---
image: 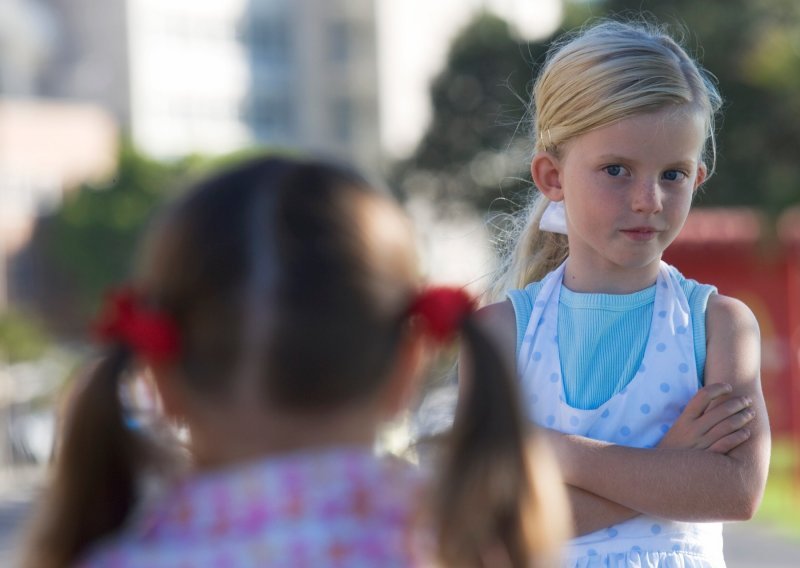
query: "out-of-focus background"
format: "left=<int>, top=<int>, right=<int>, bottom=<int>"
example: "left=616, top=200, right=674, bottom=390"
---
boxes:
left=0, top=0, right=798, bottom=565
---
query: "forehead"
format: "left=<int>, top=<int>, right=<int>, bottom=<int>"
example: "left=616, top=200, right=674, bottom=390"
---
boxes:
left=565, top=107, right=707, bottom=163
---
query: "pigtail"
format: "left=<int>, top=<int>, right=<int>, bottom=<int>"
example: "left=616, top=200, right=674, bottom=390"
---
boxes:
left=433, top=318, right=567, bottom=567
left=20, top=347, right=146, bottom=568
left=22, top=287, right=184, bottom=567
left=488, top=193, right=568, bottom=300
left=409, top=288, right=567, bottom=566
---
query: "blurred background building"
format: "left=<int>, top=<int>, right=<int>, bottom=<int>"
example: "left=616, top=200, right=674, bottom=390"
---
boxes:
left=0, top=0, right=561, bottom=314
left=37, top=0, right=381, bottom=166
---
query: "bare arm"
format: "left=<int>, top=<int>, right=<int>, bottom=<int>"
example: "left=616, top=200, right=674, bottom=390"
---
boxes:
left=551, top=294, right=770, bottom=521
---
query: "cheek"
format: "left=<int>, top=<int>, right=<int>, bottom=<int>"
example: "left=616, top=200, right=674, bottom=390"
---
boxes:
left=667, top=189, right=694, bottom=215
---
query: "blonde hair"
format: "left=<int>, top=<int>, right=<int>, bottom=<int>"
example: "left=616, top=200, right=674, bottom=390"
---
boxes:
left=490, top=20, right=722, bottom=298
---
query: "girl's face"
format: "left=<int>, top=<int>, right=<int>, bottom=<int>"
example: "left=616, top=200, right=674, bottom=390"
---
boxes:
left=545, top=107, right=707, bottom=293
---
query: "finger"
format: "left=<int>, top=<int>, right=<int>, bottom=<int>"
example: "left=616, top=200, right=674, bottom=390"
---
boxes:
left=704, top=390, right=736, bottom=412
left=698, top=395, right=753, bottom=432
left=706, top=428, right=751, bottom=454
left=682, top=383, right=733, bottom=419
left=700, top=406, right=755, bottom=448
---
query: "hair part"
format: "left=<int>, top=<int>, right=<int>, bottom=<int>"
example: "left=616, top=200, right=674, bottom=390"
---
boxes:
left=22, top=155, right=568, bottom=567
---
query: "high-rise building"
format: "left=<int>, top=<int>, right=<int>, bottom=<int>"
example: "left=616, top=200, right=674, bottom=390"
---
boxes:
left=38, top=0, right=380, bottom=170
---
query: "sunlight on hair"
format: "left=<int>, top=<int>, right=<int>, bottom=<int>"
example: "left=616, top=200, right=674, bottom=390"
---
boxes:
left=358, top=193, right=417, bottom=271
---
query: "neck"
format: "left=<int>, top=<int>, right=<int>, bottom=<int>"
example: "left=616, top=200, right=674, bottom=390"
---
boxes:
left=186, top=398, right=382, bottom=471
left=562, top=258, right=661, bottom=294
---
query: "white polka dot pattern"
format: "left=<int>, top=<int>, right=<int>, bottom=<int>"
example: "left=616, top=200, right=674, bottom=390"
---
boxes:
left=518, top=261, right=724, bottom=567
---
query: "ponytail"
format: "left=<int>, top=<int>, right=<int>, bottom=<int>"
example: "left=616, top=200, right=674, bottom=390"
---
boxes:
left=21, top=349, right=144, bottom=567
left=488, top=193, right=568, bottom=301
left=22, top=288, right=182, bottom=568
left=433, top=318, right=567, bottom=567
left=410, top=287, right=567, bottom=566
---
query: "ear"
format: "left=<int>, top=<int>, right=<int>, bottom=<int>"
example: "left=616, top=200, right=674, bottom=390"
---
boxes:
left=531, top=152, right=564, bottom=201
left=693, top=162, right=708, bottom=191
left=379, top=331, right=426, bottom=419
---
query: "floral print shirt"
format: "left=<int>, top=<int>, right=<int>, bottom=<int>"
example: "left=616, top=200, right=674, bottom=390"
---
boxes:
left=80, top=447, right=432, bottom=567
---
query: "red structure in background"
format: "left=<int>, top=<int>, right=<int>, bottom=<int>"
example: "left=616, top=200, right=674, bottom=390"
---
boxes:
left=663, top=207, right=800, bottom=440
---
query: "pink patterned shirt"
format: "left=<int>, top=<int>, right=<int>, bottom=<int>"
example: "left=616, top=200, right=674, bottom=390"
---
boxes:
left=80, top=447, right=433, bottom=567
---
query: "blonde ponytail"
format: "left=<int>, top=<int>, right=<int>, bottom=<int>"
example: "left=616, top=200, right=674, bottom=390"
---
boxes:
left=488, top=193, right=568, bottom=301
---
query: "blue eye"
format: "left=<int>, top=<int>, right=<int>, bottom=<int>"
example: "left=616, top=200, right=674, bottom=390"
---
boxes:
left=663, top=170, right=685, bottom=182
left=604, top=165, right=623, bottom=177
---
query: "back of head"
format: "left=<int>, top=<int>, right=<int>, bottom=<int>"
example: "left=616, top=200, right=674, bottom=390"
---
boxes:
left=24, top=155, right=569, bottom=568
left=22, top=156, right=421, bottom=567
left=139, top=157, right=419, bottom=409
left=491, top=19, right=722, bottom=296
left=138, top=158, right=570, bottom=566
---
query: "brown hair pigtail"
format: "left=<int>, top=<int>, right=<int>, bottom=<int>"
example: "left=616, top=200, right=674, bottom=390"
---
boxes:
left=21, top=347, right=148, bottom=568
left=435, top=318, right=567, bottom=567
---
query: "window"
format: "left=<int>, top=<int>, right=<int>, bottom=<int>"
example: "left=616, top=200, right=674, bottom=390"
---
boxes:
left=330, top=98, right=353, bottom=143
left=328, top=21, right=350, bottom=64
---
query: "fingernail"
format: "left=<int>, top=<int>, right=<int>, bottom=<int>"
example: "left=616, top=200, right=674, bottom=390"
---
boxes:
left=743, top=396, right=752, bottom=406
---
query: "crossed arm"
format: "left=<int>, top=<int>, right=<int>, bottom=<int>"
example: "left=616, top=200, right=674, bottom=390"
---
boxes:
left=470, top=295, right=770, bottom=535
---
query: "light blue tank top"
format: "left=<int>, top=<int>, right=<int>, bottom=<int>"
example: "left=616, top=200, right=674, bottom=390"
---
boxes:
left=508, top=266, right=716, bottom=410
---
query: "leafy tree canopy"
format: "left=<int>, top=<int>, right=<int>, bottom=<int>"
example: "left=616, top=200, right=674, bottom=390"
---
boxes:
left=391, top=12, right=548, bottom=213
left=22, top=143, right=276, bottom=335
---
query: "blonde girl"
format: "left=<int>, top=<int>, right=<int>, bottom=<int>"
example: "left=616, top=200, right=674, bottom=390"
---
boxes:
left=478, top=20, right=770, bottom=567
left=22, top=157, right=568, bottom=567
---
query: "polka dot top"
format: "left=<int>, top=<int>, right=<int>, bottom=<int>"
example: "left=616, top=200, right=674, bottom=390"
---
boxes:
left=508, top=265, right=716, bottom=410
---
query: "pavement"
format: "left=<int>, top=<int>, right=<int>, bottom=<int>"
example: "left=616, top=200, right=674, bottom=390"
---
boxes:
left=0, top=467, right=41, bottom=567
left=0, top=467, right=797, bottom=567
left=724, top=521, right=799, bottom=568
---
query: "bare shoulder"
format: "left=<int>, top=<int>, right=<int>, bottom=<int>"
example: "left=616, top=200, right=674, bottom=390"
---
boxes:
left=706, top=293, right=760, bottom=345
left=472, top=300, right=518, bottom=369
left=704, top=293, right=761, bottom=386
left=474, top=300, right=516, bottom=331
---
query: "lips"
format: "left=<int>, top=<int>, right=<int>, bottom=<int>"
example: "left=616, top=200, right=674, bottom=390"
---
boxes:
left=620, top=227, right=659, bottom=241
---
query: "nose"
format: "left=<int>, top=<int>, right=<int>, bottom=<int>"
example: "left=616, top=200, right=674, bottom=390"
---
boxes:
left=631, top=179, right=663, bottom=214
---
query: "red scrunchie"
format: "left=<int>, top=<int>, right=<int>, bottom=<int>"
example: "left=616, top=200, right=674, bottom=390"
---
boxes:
left=408, top=286, right=475, bottom=342
left=94, top=288, right=180, bottom=364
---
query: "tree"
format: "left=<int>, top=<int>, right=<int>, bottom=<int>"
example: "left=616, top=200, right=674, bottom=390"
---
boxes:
left=13, top=144, right=185, bottom=335
left=391, top=12, right=550, bottom=213
left=16, top=143, right=298, bottom=337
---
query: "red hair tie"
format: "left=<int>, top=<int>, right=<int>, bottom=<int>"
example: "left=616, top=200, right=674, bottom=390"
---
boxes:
left=408, top=286, right=476, bottom=342
left=94, top=288, right=180, bottom=365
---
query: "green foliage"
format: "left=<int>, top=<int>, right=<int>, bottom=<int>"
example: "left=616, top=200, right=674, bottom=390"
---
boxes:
left=0, top=310, right=50, bottom=363
left=29, top=141, right=296, bottom=335
left=392, top=12, right=550, bottom=213
left=755, top=438, right=800, bottom=537
left=44, top=143, right=188, bottom=318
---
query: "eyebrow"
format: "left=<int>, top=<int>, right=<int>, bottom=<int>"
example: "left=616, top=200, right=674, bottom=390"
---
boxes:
left=595, top=154, right=698, bottom=169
